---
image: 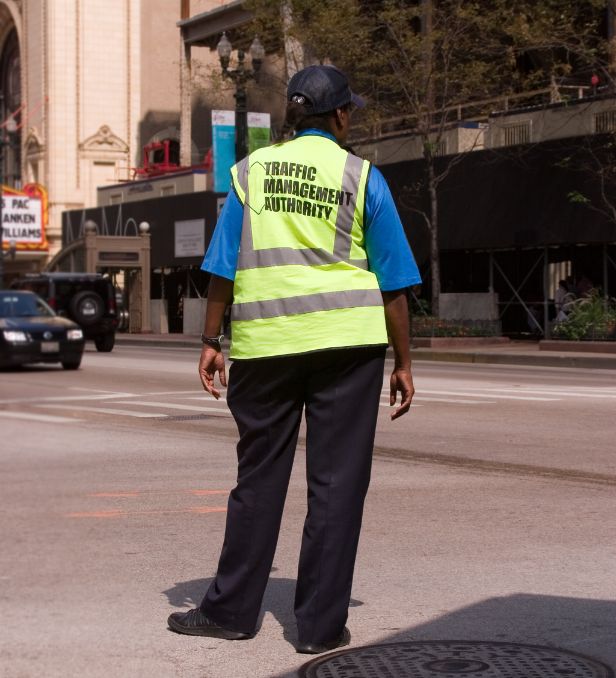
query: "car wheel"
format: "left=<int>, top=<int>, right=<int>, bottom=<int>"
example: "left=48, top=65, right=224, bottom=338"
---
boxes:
left=69, top=291, right=104, bottom=326
left=94, top=332, right=115, bottom=352
left=61, top=359, right=82, bottom=370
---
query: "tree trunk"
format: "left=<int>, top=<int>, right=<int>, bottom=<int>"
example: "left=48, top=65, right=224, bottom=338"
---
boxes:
left=426, top=154, right=441, bottom=317
left=609, top=1, right=616, bottom=80
left=421, top=0, right=439, bottom=315
left=281, top=2, right=304, bottom=80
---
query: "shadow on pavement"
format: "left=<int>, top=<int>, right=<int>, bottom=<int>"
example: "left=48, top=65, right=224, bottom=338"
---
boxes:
left=265, top=593, right=616, bottom=677
left=162, top=575, right=363, bottom=646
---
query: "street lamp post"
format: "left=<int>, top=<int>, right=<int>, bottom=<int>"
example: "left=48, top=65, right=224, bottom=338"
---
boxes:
left=0, top=92, right=18, bottom=289
left=216, top=33, right=265, bottom=161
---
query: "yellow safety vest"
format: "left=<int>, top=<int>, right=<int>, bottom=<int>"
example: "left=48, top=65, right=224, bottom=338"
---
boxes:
left=229, top=133, right=387, bottom=359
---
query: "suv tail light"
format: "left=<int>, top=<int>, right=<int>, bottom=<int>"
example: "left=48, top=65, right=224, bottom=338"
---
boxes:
left=107, top=292, right=117, bottom=315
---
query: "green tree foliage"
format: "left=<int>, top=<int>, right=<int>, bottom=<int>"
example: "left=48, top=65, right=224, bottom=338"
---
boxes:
left=553, top=291, right=616, bottom=340
left=244, top=0, right=609, bottom=315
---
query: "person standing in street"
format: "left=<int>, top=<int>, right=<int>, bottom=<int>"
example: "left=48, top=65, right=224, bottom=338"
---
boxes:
left=168, top=65, right=421, bottom=654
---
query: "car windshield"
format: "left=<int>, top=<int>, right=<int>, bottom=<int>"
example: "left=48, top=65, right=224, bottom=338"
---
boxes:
left=0, top=293, right=55, bottom=318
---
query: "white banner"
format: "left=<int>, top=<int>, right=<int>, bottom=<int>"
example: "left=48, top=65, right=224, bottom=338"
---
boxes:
left=212, top=110, right=235, bottom=126
left=2, top=195, right=43, bottom=245
left=247, top=112, right=271, bottom=128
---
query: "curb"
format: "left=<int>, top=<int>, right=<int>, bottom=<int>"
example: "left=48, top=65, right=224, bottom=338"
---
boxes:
left=114, top=335, right=616, bottom=370
left=408, top=349, right=616, bottom=370
left=115, top=336, right=203, bottom=349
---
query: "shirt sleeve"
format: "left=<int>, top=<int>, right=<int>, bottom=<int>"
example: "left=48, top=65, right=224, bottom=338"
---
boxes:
left=364, top=166, right=422, bottom=291
left=200, top=190, right=243, bottom=281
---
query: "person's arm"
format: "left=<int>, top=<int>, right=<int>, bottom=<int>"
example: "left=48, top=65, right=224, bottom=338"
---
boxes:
left=382, top=288, right=414, bottom=420
left=198, top=275, right=234, bottom=399
left=363, top=167, right=419, bottom=421
left=198, top=188, right=243, bottom=399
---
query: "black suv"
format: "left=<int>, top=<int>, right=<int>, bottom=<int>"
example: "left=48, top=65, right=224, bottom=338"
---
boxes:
left=12, top=273, right=118, bottom=351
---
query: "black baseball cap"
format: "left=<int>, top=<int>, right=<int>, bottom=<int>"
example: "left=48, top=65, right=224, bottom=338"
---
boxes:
left=287, top=65, right=365, bottom=115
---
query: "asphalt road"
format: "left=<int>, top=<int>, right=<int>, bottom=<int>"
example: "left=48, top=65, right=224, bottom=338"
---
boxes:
left=1, top=345, right=615, bottom=677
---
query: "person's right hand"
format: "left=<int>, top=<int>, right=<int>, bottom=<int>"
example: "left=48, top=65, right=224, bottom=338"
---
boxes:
left=198, top=346, right=227, bottom=399
left=389, top=366, right=415, bottom=420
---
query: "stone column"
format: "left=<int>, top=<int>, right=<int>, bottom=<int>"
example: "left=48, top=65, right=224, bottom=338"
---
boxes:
left=179, top=36, right=192, bottom=166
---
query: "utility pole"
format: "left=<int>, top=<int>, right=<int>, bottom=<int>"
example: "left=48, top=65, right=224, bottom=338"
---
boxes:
left=0, top=92, right=18, bottom=289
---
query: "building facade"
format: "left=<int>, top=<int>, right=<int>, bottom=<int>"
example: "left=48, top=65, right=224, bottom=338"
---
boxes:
left=0, top=0, right=230, bottom=280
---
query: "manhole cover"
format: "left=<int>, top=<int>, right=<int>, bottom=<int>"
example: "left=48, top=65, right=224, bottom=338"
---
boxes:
left=299, top=641, right=614, bottom=678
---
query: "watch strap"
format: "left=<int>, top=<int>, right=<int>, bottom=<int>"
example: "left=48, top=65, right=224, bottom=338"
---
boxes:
left=201, top=333, right=224, bottom=350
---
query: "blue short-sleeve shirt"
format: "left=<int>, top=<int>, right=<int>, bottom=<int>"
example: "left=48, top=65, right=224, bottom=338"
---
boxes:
left=202, top=129, right=421, bottom=291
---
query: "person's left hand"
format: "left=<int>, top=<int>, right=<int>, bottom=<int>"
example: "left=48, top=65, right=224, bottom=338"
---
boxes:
left=198, top=347, right=227, bottom=399
left=389, top=366, right=415, bottom=420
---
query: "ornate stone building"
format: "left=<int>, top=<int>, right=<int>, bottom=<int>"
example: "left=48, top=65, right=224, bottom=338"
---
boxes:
left=0, top=0, right=225, bottom=277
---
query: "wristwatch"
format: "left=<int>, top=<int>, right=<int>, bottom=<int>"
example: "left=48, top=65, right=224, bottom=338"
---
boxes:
left=201, top=333, right=224, bottom=350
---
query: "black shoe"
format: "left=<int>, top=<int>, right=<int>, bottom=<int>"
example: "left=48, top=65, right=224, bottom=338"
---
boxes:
left=167, top=608, right=253, bottom=640
left=296, top=627, right=351, bottom=654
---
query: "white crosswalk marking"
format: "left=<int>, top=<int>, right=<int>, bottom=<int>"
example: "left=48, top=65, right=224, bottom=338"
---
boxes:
left=139, top=390, right=207, bottom=396
left=411, top=389, right=558, bottom=401
left=412, top=396, right=493, bottom=404
left=178, top=395, right=228, bottom=402
left=113, top=400, right=229, bottom=412
left=380, top=394, right=491, bottom=405
left=40, top=404, right=162, bottom=418
left=481, top=387, right=616, bottom=399
left=0, top=392, right=136, bottom=405
left=16, top=376, right=615, bottom=424
left=0, top=411, right=81, bottom=424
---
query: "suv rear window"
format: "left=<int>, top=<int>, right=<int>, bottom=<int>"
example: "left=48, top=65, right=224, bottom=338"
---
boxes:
left=16, top=281, right=49, bottom=298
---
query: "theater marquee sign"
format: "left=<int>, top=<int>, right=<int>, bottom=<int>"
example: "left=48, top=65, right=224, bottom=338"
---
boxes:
left=1, top=183, right=49, bottom=252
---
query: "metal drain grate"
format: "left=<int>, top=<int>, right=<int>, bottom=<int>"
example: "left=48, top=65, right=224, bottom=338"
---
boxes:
left=299, top=641, right=614, bottom=678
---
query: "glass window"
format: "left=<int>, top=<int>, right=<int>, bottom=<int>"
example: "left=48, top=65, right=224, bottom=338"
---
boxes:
left=0, top=292, right=54, bottom=318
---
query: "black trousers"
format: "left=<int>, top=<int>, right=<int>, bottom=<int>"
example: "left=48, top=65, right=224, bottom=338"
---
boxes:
left=200, top=346, right=386, bottom=644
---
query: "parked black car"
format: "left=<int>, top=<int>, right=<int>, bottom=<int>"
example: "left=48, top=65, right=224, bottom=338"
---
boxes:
left=11, top=273, right=118, bottom=351
left=0, top=290, right=85, bottom=369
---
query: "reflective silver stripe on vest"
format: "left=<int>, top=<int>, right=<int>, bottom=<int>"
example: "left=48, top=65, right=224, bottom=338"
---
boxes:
left=238, top=247, right=369, bottom=270
left=235, top=152, right=367, bottom=271
left=235, top=156, right=249, bottom=194
left=231, top=288, right=383, bottom=322
left=333, top=153, right=364, bottom=261
left=235, top=157, right=254, bottom=252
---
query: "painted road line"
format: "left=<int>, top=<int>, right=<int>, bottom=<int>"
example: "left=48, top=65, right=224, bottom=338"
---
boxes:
left=0, top=392, right=137, bottom=405
left=414, top=389, right=559, bottom=401
left=141, top=390, right=209, bottom=396
left=67, top=387, right=125, bottom=394
left=177, top=395, right=228, bottom=402
left=479, top=387, right=616, bottom=399
left=66, top=506, right=228, bottom=518
left=412, top=396, right=494, bottom=404
left=379, top=402, right=423, bottom=408
left=0, top=411, right=82, bottom=424
left=87, top=489, right=229, bottom=498
left=380, top=396, right=492, bottom=405
left=139, top=388, right=222, bottom=400
left=113, top=400, right=230, bottom=412
left=39, top=404, right=162, bottom=418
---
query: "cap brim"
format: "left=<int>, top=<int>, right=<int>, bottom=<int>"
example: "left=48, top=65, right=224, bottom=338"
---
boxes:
left=351, top=92, right=366, bottom=109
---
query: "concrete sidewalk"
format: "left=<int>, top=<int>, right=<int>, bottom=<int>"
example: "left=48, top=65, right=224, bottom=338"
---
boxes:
left=115, top=333, right=616, bottom=370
